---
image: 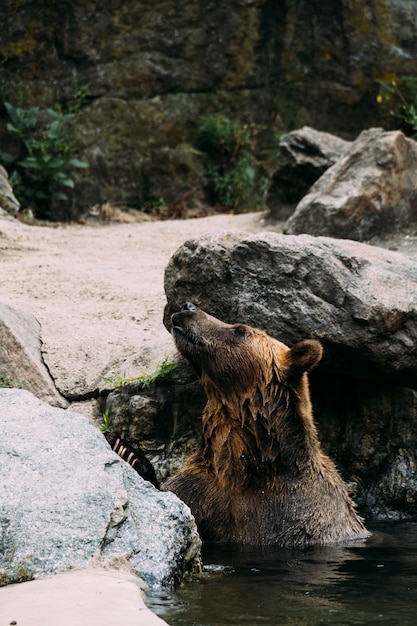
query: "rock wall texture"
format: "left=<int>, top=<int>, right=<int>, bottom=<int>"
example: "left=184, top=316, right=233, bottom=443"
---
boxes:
left=2, top=0, right=417, bottom=207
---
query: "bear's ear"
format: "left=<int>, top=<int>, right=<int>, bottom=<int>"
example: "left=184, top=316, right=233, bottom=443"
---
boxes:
left=286, top=340, right=323, bottom=375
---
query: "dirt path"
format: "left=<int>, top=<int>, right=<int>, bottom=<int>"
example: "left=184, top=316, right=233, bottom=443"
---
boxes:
left=2, top=212, right=416, bottom=404
left=0, top=212, right=275, bottom=400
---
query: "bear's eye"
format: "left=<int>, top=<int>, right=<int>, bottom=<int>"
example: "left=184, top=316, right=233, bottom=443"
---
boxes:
left=230, top=326, right=246, bottom=341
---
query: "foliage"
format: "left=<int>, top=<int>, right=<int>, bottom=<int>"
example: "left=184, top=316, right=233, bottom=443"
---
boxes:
left=102, top=358, right=178, bottom=390
left=0, top=542, right=34, bottom=586
left=0, top=562, right=34, bottom=586
left=133, top=176, right=166, bottom=214
left=197, top=113, right=270, bottom=211
left=0, top=373, right=14, bottom=388
left=100, top=410, right=110, bottom=434
left=0, top=78, right=88, bottom=220
left=376, top=77, right=417, bottom=138
left=198, top=113, right=240, bottom=159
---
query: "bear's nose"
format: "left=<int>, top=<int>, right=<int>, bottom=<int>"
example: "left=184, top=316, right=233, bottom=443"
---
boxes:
left=181, top=302, right=196, bottom=312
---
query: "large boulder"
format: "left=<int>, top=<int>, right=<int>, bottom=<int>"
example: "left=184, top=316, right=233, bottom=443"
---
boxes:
left=162, top=230, right=417, bottom=518
left=104, top=357, right=205, bottom=482
left=0, top=302, right=67, bottom=407
left=284, top=128, right=417, bottom=241
left=0, top=389, right=201, bottom=588
left=164, top=231, right=417, bottom=388
left=267, top=126, right=351, bottom=209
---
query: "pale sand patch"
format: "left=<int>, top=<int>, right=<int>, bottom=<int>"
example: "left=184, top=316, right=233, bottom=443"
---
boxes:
left=0, top=211, right=272, bottom=399
left=0, top=568, right=168, bottom=626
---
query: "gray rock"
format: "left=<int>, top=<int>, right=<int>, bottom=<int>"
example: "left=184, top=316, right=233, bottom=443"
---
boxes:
left=284, top=128, right=417, bottom=241
left=0, top=389, right=201, bottom=588
left=0, top=165, right=20, bottom=216
left=105, top=356, right=205, bottom=482
left=163, top=231, right=417, bottom=388
left=0, top=301, right=67, bottom=407
left=268, top=126, right=351, bottom=207
left=369, top=447, right=417, bottom=519
left=314, top=380, right=417, bottom=519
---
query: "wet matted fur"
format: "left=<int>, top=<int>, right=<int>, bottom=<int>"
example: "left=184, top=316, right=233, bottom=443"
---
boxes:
left=164, top=303, right=370, bottom=547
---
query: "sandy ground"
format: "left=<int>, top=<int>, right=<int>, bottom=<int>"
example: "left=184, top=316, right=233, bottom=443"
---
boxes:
left=0, top=568, right=168, bottom=626
left=0, top=211, right=274, bottom=401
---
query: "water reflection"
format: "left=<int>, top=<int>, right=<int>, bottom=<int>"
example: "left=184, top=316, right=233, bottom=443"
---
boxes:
left=146, top=522, right=417, bottom=626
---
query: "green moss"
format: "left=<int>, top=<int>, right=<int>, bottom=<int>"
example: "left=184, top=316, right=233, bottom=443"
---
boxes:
left=224, top=5, right=259, bottom=89
left=0, top=373, right=14, bottom=388
left=341, top=0, right=391, bottom=41
left=102, top=358, right=178, bottom=390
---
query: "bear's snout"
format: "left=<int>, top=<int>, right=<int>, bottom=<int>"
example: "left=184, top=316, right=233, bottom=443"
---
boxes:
left=181, top=302, right=196, bottom=312
left=171, top=302, right=197, bottom=334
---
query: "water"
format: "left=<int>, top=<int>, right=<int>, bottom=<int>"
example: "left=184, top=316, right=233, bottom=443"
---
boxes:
left=146, top=521, right=417, bottom=626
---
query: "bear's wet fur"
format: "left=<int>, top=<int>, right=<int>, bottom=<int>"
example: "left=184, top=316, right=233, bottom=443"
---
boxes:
left=164, top=303, right=370, bottom=547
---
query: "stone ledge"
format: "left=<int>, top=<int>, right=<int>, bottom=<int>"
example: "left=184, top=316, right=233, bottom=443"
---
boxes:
left=0, top=568, right=168, bottom=626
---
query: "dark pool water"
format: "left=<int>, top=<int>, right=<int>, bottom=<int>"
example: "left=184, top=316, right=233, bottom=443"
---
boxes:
left=146, top=521, right=417, bottom=626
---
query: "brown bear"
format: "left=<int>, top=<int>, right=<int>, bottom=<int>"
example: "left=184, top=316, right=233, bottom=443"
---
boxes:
left=164, top=302, right=370, bottom=547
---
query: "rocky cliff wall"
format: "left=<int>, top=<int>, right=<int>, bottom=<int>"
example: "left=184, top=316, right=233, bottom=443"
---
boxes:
left=2, top=0, right=417, bottom=208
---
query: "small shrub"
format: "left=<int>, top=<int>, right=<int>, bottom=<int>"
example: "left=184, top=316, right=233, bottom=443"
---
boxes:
left=100, top=411, right=110, bottom=434
left=133, top=177, right=166, bottom=215
left=198, top=113, right=240, bottom=159
left=376, top=77, right=417, bottom=138
left=0, top=562, right=34, bottom=586
left=0, top=373, right=14, bottom=388
left=197, top=113, right=270, bottom=211
left=0, top=78, right=88, bottom=221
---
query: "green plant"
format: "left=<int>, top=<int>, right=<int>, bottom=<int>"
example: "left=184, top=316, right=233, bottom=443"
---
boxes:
left=65, top=71, right=90, bottom=115
left=0, top=83, right=88, bottom=220
left=198, top=113, right=270, bottom=211
left=15, top=562, right=34, bottom=583
left=102, top=358, right=178, bottom=390
left=376, top=77, right=417, bottom=138
left=0, top=564, right=34, bottom=586
left=0, top=553, right=34, bottom=586
left=133, top=177, right=166, bottom=214
left=198, top=113, right=242, bottom=159
left=0, top=373, right=14, bottom=388
left=100, top=411, right=110, bottom=434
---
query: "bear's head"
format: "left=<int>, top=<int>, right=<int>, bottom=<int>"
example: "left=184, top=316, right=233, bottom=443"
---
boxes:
left=171, top=302, right=322, bottom=395
left=171, top=303, right=325, bottom=486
